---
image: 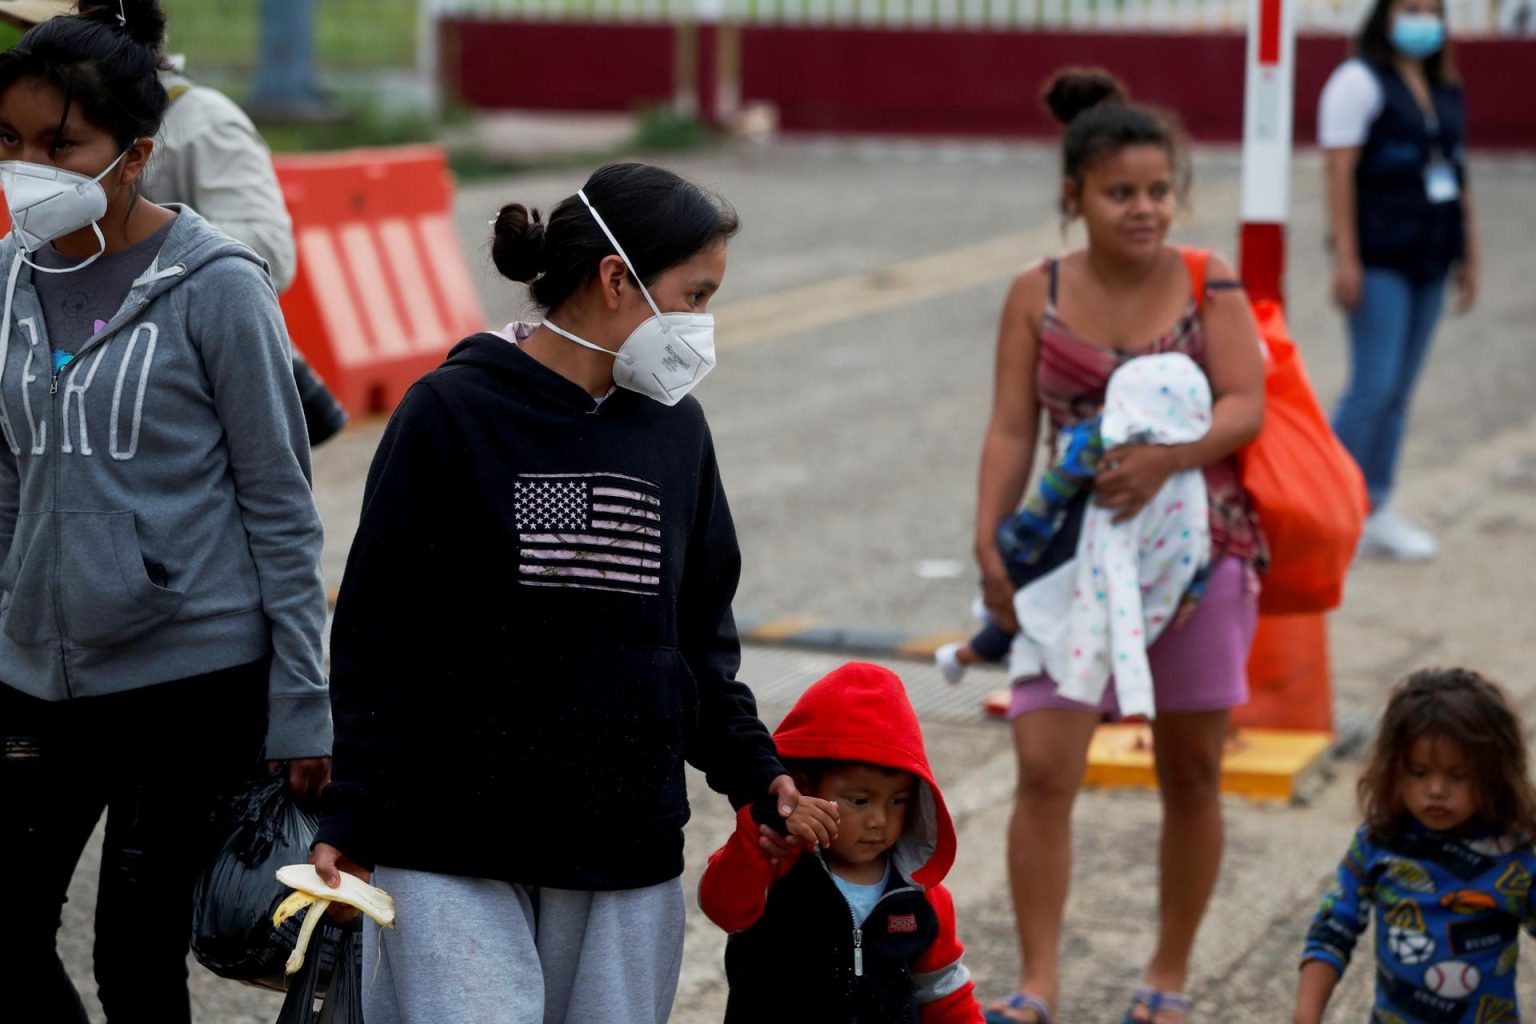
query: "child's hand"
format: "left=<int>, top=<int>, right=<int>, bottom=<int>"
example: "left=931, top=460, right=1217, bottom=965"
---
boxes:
left=785, top=795, right=840, bottom=848
left=758, top=823, right=799, bottom=864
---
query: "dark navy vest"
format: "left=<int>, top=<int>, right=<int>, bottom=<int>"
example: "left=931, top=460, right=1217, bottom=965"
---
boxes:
left=1356, top=61, right=1467, bottom=278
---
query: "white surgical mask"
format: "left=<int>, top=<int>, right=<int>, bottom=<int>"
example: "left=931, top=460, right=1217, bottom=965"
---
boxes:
left=541, top=188, right=716, bottom=407
left=0, top=149, right=130, bottom=272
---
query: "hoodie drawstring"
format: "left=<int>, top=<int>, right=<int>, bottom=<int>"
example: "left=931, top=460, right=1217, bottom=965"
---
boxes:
left=134, top=262, right=187, bottom=288
left=0, top=253, right=25, bottom=406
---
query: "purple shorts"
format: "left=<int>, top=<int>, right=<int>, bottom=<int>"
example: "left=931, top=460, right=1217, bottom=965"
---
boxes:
left=1007, top=556, right=1257, bottom=720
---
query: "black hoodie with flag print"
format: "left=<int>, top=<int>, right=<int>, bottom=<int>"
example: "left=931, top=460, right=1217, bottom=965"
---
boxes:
left=316, top=326, right=785, bottom=890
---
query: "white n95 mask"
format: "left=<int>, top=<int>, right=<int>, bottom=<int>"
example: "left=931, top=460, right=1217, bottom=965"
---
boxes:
left=542, top=188, right=716, bottom=407
left=0, top=150, right=129, bottom=270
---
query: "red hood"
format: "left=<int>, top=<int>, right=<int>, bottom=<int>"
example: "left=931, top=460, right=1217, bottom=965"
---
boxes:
left=772, top=661, right=956, bottom=889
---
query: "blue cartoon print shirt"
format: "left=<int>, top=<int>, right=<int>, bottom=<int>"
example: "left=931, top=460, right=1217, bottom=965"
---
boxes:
left=1303, top=824, right=1536, bottom=1023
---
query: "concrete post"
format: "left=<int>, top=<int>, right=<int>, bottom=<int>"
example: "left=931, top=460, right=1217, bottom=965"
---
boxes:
left=250, top=0, right=327, bottom=118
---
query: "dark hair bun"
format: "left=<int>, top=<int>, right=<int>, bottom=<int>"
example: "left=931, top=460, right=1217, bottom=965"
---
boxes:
left=491, top=203, right=546, bottom=284
left=79, top=0, right=166, bottom=49
left=1043, top=68, right=1128, bottom=126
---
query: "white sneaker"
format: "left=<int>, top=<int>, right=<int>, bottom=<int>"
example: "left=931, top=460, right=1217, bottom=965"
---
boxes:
left=969, top=595, right=989, bottom=622
left=935, top=641, right=967, bottom=685
left=1359, top=506, right=1439, bottom=562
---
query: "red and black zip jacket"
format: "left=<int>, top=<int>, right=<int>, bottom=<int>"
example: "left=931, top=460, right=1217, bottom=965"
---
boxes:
left=699, top=662, right=982, bottom=1023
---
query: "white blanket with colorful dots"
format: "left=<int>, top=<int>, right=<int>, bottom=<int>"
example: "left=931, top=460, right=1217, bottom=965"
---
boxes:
left=1009, top=353, right=1213, bottom=718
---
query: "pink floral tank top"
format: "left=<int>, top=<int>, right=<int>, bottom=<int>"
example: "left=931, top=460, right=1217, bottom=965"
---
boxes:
left=1035, top=257, right=1267, bottom=568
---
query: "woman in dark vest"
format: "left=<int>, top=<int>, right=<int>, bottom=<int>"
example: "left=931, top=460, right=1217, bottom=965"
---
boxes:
left=1318, top=0, right=1475, bottom=562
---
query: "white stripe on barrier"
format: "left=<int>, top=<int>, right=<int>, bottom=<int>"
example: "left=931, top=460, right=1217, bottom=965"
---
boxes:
left=377, top=218, right=452, bottom=354
left=1240, top=0, right=1295, bottom=225
left=298, top=229, right=374, bottom=369
left=418, top=214, right=488, bottom=336
left=339, top=223, right=414, bottom=358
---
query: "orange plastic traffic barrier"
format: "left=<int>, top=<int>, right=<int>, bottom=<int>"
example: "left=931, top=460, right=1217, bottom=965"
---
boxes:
left=1233, top=611, right=1334, bottom=733
left=1232, top=302, right=1346, bottom=736
left=274, top=145, right=486, bottom=418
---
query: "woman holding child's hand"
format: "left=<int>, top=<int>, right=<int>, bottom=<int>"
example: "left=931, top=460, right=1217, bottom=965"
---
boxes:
left=313, top=164, right=795, bottom=1024
left=758, top=790, right=841, bottom=862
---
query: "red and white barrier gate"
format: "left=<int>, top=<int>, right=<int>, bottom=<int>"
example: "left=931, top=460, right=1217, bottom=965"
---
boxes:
left=275, top=145, right=486, bottom=419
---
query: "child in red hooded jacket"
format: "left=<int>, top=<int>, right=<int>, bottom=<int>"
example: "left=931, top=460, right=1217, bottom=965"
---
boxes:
left=699, top=661, right=984, bottom=1023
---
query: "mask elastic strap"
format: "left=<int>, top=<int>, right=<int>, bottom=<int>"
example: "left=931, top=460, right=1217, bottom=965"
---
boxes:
left=542, top=317, right=620, bottom=360
left=92, top=148, right=130, bottom=186
left=574, top=189, right=669, bottom=329
left=16, top=222, right=108, bottom=275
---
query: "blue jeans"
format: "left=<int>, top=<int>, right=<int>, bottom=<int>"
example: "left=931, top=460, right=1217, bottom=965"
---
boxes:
left=1332, top=267, right=1448, bottom=508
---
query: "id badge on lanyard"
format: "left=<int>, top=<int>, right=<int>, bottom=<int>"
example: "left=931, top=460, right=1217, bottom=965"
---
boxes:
left=1425, top=159, right=1460, bottom=204
left=1422, top=108, right=1460, bottom=205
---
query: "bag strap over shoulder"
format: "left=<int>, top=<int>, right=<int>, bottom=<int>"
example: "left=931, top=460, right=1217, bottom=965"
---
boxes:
left=1180, top=247, right=1212, bottom=311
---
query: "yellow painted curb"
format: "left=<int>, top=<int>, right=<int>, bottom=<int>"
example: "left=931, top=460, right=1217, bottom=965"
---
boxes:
left=896, top=630, right=972, bottom=658
left=742, top=616, right=820, bottom=642
left=1083, top=724, right=1333, bottom=803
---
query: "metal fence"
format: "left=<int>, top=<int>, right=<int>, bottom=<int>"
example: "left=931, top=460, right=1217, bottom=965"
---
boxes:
left=438, top=0, right=1535, bottom=33
left=158, top=0, right=1536, bottom=84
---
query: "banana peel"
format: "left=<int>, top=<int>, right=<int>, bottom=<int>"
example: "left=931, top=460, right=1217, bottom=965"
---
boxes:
left=271, top=863, right=396, bottom=975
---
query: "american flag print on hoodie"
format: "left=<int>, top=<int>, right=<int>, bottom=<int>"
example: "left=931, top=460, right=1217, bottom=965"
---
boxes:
left=513, top=472, right=663, bottom=595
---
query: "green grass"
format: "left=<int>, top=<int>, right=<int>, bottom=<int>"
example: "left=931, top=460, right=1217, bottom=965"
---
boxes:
left=632, top=104, right=708, bottom=151
left=253, top=97, right=713, bottom=175
left=257, top=106, right=440, bottom=153
left=161, top=0, right=419, bottom=72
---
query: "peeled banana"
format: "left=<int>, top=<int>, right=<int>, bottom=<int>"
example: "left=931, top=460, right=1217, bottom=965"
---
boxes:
left=271, top=863, right=397, bottom=975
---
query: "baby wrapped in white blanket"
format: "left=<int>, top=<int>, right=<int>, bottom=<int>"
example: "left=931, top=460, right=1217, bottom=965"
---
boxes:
left=1009, top=352, right=1213, bottom=719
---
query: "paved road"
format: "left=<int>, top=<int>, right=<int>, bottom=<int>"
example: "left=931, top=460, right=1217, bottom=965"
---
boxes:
left=56, top=139, right=1536, bottom=1022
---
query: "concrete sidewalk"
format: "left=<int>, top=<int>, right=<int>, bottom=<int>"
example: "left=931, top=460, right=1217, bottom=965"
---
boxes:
left=49, top=140, right=1536, bottom=1023
left=667, top=413, right=1536, bottom=1022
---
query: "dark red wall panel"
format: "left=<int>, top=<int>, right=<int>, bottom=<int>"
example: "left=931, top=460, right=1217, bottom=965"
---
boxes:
left=738, top=29, right=1258, bottom=137
left=448, top=19, right=1535, bottom=148
left=448, top=19, right=676, bottom=110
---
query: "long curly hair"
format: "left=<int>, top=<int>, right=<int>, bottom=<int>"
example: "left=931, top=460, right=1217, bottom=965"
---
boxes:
left=1359, top=667, right=1536, bottom=839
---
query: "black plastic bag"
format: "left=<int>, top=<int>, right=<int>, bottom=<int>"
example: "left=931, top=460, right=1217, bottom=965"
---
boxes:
left=191, top=768, right=323, bottom=990
left=275, top=919, right=364, bottom=1024
left=315, top=922, right=364, bottom=1024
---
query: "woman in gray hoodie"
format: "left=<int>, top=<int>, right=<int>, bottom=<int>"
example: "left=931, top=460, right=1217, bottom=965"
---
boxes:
left=0, top=3, right=330, bottom=1021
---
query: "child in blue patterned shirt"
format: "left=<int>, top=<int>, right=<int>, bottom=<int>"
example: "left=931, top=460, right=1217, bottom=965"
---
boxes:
left=1295, top=668, right=1536, bottom=1024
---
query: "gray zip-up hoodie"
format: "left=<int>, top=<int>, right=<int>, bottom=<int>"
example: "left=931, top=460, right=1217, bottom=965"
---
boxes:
left=0, top=206, right=330, bottom=759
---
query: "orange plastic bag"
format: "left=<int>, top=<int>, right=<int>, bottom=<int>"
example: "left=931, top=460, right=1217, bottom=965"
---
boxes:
left=1239, top=301, right=1368, bottom=614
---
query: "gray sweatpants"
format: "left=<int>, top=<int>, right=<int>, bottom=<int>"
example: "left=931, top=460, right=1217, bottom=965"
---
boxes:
left=362, top=866, right=686, bottom=1024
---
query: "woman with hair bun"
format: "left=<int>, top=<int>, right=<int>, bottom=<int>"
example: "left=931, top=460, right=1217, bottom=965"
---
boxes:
left=973, top=70, right=1266, bottom=1024
left=0, top=2, right=330, bottom=1021
left=313, top=162, right=820, bottom=1023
